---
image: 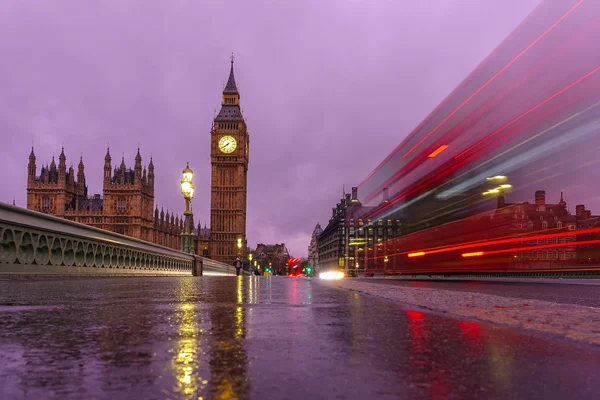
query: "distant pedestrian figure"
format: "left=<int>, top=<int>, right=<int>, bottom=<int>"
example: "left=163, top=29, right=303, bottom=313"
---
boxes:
left=235, top=257, right=242, bottom=276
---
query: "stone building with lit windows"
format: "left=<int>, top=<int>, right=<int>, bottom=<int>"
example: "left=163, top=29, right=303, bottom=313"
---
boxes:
left=317, top=187, right=383, bottom=275
left=494, top=190, right=579, bottom=268
left=26, top=147, right=184, bottom=250
left=343, top=187, right=405, bottom=276
left=252, top=243, right=290, bottom=273
left=317, top=194, right=349, bottom=273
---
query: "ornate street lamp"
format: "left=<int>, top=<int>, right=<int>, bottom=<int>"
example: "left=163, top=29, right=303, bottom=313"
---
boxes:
left=237, top=237, right=242, bottom=256
left=180, top=162, right=195, bottom=254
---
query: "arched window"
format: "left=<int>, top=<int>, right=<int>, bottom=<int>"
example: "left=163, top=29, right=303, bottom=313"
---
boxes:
left=557, top=221, right=563, bottom=229
left=42, top=196, right=50, bottom=212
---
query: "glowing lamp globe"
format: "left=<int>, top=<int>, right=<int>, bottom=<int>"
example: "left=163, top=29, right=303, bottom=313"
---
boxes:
left=180, top=162, right=194, bottom=200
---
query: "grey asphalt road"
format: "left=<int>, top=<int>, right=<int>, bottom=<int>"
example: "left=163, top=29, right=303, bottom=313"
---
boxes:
left=363, top=278, right=600, bottom=307
left=0, top=276, right=599, bottom=399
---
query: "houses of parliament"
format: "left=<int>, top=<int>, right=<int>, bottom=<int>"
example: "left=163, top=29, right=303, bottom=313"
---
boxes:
left=25, top=59, right=249, bottom=262
left=26, top=146, right=210, bottom=254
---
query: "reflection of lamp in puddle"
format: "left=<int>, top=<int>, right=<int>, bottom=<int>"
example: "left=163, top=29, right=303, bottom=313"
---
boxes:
left=237, top=274, right=243, bottom=304
left=236, top=277, right=244, bottom=338
left=209, top=287, right=248, bottom=398
left=172, top=303, right=207, bottom=396
left=488, top=338, right=514, bottom=385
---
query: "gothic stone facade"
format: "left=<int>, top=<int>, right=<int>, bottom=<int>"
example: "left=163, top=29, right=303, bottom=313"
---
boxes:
left=26, top=147, right=183, bottom=250
left=210, top=59, right=250, bottom=264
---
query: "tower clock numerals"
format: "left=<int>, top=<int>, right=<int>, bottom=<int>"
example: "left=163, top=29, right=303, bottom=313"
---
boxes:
left=218, top=135, right=237, bottom=154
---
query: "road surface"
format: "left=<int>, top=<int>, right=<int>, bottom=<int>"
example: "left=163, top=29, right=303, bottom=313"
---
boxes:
left=0, top=277, right=598, bottom=399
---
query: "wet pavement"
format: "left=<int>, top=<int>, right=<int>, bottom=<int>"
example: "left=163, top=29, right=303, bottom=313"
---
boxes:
left=0, top=277, right=599, bottom=399
left=365, top=279, right=600, bottom=307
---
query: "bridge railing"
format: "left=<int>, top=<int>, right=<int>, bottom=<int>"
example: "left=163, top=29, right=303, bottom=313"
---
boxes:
left=0, top=203, right=201, bottom=276
left=0, top=203, right=252, bottom=277
left=202, top=257, right=252, bottom=276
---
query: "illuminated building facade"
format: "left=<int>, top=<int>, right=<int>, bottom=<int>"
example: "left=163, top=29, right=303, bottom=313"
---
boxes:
left=26, top=147, right=183, bottom=250
left=209, top=58, right=250, bottom=264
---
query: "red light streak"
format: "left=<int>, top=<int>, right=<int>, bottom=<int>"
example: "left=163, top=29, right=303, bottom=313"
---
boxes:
left=406, top=227, right=600, bottom=256
left=387, top=226, right=600, bottom=261
left=455, top=65, right=600, bottom=159
left=484, top=239, right=600, bottom=256
left=427, top=145, right=448, bottom=158
left=401, top=0, right=585, bottom=159
left=462, top=252, right=484, bottom=258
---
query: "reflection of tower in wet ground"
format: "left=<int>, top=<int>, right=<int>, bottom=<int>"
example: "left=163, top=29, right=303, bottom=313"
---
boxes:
left=208, top=277, right=249, bottom=398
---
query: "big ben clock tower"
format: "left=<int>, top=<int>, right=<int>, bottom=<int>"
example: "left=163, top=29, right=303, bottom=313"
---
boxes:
left=209, top=56, right=250, bottom=264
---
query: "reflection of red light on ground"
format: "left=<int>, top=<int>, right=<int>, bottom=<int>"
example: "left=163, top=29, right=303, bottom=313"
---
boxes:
left=457, top=321, right=482, bottom=341
left=462, top=251, right=484, bottom=257
left=428, top=145, right=448, bottom=158
left=406, top=310, right=426, bottom=349
left=406, top=310, right=425, bottom=319
left=291, top=280, right=297, bottom=305
left=408, top=252, right=426, bottom=258
left=432, top=372, right=450, bottom=400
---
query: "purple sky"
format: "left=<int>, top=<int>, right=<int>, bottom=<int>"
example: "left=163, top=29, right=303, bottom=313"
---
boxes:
left=0, top=0, right=540, bottom=257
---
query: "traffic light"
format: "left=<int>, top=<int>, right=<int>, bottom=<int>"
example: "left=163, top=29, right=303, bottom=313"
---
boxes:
left=306, top=267, right=312, bottom=274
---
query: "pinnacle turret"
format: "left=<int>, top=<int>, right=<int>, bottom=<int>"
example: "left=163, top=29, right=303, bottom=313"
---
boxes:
left=28, top=147, right=37, bottom=181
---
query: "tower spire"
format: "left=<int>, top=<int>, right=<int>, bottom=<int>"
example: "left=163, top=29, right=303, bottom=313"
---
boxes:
left=224, top=54, right=238, bottom=93
left=559, top=190, right=567, bottom=207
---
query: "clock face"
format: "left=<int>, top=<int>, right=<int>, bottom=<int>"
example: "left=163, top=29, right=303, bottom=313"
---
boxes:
left=218, top=135, right=237, bottom=154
